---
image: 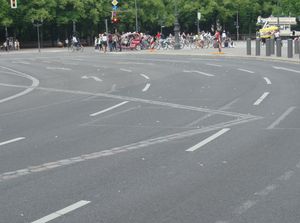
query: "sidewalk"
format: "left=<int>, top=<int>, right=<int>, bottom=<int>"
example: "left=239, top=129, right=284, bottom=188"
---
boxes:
left=1, top=41, right=299, bottom=63
left=139, top=41, right=300, bottom=63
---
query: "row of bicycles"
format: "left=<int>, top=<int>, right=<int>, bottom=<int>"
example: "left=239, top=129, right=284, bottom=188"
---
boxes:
left=119, top=32, right=218, bottom=51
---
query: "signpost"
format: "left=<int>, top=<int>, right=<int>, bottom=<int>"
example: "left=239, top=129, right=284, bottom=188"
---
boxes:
left=111, top=0, right=119, bottom=25
left=197, top=11, right=201, bottom=34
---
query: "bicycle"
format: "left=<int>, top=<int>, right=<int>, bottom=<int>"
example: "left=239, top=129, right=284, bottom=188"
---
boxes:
left=71, top=43, right=84, bottom=52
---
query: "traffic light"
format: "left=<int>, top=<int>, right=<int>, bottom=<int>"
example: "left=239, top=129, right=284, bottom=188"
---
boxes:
left=11, top=0, right=17, bottom=8
left=112, top=17, right=119, bottom=24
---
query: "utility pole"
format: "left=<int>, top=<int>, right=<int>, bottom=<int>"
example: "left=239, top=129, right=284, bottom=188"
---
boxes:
left=236, top=11, right=239, bottom=41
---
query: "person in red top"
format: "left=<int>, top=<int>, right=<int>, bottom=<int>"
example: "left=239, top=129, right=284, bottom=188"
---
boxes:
left=215, top=30, right=222, bottom=53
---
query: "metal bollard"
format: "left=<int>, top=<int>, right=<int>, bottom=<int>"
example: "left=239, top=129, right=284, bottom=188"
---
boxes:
left=246, top=38, right=251, bottom=55
left=295, top=39, right=300, bottom=54
left=276, top=38, right=282, bottom=57
left=271, top=38, right=275, bottom=54
left=266, top=39, right=271, bottom=56
left=256, top=38, right=260, bottom=56
left=287, top=39, right=293, bottom=58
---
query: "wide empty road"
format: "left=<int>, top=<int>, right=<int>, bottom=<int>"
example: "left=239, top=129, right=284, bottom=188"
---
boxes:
left=0, top=50, right=300, bottom=223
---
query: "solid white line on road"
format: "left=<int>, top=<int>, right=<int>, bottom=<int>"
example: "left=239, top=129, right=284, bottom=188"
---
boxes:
left=264, top=77, right=272, bottom=85
left=120, top=68, right=132, bottom=72
left=253, top=92, right=270, bottom=106
left=0, top=137, right=25, bottom=147
left=206, top=63, right=222, bottom=67
left=186, top=128, right=230, bottom=152
left=142, top=83, right=151, bottom=92
left=237, top=68, right=255, bottom=74
left=267, top=106, right=296, bottom=129
left=273, top=66, right=300, bottom=74
left=140, top=74, right=150, bottom=80
left=90, top=101, right=129, bottom=117
left=183, top=70, right=215, bottom=77
left=31, top=200, right=90, bottom=223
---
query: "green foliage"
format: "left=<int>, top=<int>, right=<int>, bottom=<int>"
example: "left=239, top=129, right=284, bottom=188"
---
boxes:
left=0, top=0, right=299, bottom=40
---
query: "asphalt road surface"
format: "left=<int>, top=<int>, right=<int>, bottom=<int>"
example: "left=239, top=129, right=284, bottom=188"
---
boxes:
left=1, top=50, right=300, bottom=223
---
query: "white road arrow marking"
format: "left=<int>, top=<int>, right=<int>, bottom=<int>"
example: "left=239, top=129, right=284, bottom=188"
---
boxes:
left=81, top=76, right=103, bottom=82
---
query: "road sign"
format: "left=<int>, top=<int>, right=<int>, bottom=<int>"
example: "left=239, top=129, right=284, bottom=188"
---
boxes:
left=197, top=12, right=201, bottom=20
left=11, top=0, right=17, bottom=8
left=111, top=0, right=118, bottom=6
left=112, top=5, right=118, bottom=10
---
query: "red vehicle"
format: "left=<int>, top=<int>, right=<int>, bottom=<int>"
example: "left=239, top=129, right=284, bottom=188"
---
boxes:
left=120, top=33, right=142, bottom=50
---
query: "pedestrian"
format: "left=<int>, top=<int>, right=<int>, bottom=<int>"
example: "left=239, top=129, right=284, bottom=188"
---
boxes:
left=215, top=30, right=222, bottom=53
left=101, top=33, right=108, bottom=53
left=108, top=33, right=113, bottom=52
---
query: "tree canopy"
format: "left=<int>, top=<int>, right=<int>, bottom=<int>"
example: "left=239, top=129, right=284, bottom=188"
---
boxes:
left=1, top=0, right=299, bottom=42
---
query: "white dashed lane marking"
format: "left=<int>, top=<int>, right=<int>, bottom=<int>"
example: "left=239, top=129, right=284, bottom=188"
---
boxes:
left=0, top=137, right=25, bottom=147
left=31, top=200, right=90, bottom=223
left=237, top=68, right=255, bottom=74
left=90, top=101, right=129, bottom=117
left=186, top=128, right=230, bottom=152
left=183, top=70, right=215, bottom=77
left=253, top=92, right=269, bottom=106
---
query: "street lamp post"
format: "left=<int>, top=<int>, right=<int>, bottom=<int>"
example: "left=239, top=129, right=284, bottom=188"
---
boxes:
left=32, top=19, right=43, bottom=53
left=135, top=0, right=138, bottom=32
left=236, top=11, right=239, bottom=41
left=173, top=0, right=181, bottom=50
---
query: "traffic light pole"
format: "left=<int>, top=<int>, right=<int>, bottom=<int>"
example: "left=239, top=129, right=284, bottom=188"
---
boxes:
left=32, top=19, right=43, bottom=53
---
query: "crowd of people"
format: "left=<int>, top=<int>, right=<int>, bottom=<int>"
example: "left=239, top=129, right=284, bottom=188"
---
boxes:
left=1, top=38, right=20, bottom=51
left=87, top=29, right=235, bottom=53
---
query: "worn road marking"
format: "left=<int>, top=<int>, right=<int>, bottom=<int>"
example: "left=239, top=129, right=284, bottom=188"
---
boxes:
left=186, top=128, right=230, bottom=152
left=186, top=98, right=239, bottom=127
left=253, top=92, right=269, bottom=106
left=206, top=63, right=222, bottom=67
left=183, top=70, right=215, bottom=77
left=120, top=68, right=132, bottom=72
left=142, top=83, right=151, bottom=92
left=0, top=137, right=25, bottom=147
left=12, top=61, right=31, bottom=65
left=267, top=106, right=296, bottom=129
left=237, top=68, right=255, bottom=74
left=263, top=77, right=272, bottom=85
left=46, top=67, right=71, bottom=71
left=273, top=66, right=300, bottom=74
left=90, top=101, right=129, bottom=117
left=31, top=200, right=90, bottom=223
left=0, top=117, right=260, bottom=184
left=1, top=83, right=257, bottom=119
left=140, top=74, right=150, bottom=80
left=81, top=76, right=103, bottom=82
